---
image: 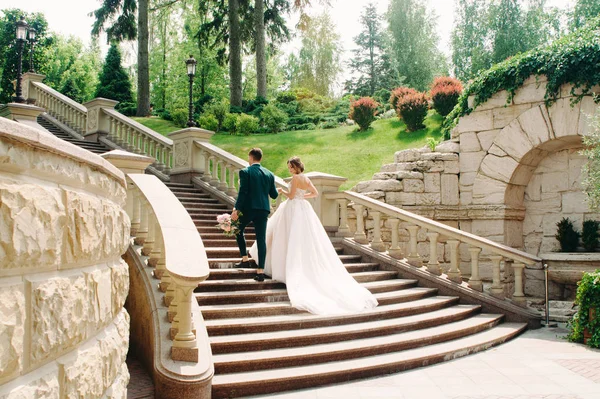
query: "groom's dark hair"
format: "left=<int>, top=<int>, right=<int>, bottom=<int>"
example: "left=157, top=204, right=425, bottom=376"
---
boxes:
left=249, top=148, right=263, bottom=161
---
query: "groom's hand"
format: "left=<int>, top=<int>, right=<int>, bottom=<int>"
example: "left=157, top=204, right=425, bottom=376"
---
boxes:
left=231, top=209, right=239, bottom=221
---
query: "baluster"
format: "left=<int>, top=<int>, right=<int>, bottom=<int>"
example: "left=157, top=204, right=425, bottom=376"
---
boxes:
left=353, top=204, right=368, bottom=244
left=209, top=157, right=220, bottom=186
left=228, top=167, right=238, bottom=197
left=131, top=190, right=141, bottom=236
left=148, top=223, right=163, bottom=270
left=512, top=262, right=526, bottom=305
left=164, top=147, right=172, bottom=175
left=154, top=231, right=167, bottom=282
left=468, top=246, right=483, bottom=291
left=406, top=225, right=421, bottom=266
left=108, top=118, right=115, bottom=142
left=167, top=281, right=178, bottom=321
left=169, top=284, right=181, bottom=335
left=388, top=218, right=403, bottom=259
left=336, top=199, right=352, bottom=237
left=141, top=136, right=148, bottom=156
left=127, top=127, right=135, bottom=152
left=134, top=198, right=150, bottom=245
left=446, top=239, right=462, bottom=283
left=156, top=145, right=166, bottom=171
left=218, top=160, right=228, bottom=191
left=171, top=283, right=199, bottom=362
left=202, top=152, right=212, bottom=182
left=426, top=232, right=441, bottom=275
left=370, top=211, right=386, bottom=251
left=142, top=210, right=156, bottom=256
left=489, top=255, right=504, bottom=298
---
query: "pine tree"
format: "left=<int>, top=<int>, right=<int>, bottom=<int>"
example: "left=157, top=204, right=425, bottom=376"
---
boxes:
left=95, top=44, right=134, bottom=105
left=346, top=3, right=399, bottom=96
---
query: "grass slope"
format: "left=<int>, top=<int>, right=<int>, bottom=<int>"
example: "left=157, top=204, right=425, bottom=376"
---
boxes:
left=133, top=112, right=443, bottom=190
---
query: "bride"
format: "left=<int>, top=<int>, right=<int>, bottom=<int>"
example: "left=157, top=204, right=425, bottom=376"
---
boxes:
left=249, top=156, right=378, bottom=315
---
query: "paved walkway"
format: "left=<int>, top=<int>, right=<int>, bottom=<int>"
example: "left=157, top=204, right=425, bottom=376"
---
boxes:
left=251, top=326, right=600, bottom=399
left=126, top=354, right=155, bottom=399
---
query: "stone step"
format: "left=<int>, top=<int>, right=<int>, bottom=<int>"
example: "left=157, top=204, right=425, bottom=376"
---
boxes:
left=172, top=192, right=212, bottom=199
left=189, top=209, right=232, bottom=217
left=206, top=254, right=360, bottom=267
left=202, top=239, right=255, bottom=248
left=201, top=233, right=256, bottom=241
left=204, top=246, right=344, bottom=259
left=165, top=182, right=194, bottom=188
left=177, top=197, right=220, bottom=204
left=210, top=323, right=526, bottom=398
left=209, top=304, right=480, bottom=353
left=213, top=314, right=502, bottom=374
left=205, top=263, right=381, bottom=280
left=183, top=202, right=229, bottom=210
left=204, top=296, right=457, bottom=336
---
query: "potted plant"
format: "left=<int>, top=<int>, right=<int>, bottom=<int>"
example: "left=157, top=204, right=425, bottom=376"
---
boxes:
left=555, top=218, right=580, bottom=252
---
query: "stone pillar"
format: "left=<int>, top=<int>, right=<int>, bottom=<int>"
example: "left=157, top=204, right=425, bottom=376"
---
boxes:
left=168, top=127, right=215, bottom=184
left=0, top=102, right=45, bottom=130
left=21, top=72, right=45, bottom=104
left=101, top=150, right=155, bottom=175
left=305, top=172, right=348, bottom=231
left=82, top=98, right=119, bottom=142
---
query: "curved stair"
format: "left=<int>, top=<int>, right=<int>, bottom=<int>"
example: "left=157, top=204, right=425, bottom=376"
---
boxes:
left=165, top=182, right=527, bottom=398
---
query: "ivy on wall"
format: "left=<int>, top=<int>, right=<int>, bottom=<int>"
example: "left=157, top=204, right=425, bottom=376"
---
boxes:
left=442, top=16, right=600, bottom=137
left=568, top=271, right=600, bottom=348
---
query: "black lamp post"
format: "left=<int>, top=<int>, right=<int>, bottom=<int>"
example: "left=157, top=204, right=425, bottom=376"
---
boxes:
left=14, top=17, right=28, bottom=103
left=185, top=55, right=197, bottom=127
left=28, top=27, right=36, bottom=73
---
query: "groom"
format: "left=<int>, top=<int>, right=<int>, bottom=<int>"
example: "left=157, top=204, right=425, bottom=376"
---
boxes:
left=231, top=148, right=278, bottom=282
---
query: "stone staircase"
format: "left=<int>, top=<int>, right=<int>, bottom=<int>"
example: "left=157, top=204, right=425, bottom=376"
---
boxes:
left=164, top=182, right=528, bottom=399
left=36, top=114, right=111, bottom=154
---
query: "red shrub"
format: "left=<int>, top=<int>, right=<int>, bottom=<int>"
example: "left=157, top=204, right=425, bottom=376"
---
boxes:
left=398, top=92, right=429, bottom=132
left=430, top=76, right=463, bottom=117
left=389, top=86, right=417, bottom=114
left=349, top=97, right=379, bottom=131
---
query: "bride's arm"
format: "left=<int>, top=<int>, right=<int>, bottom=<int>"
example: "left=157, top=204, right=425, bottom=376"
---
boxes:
left=303, top=178, right=319, bottom=199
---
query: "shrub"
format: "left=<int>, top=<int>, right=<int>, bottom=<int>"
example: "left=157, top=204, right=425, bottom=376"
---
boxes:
left=261, top=104, right=289, bottom=133
left=380, top=109, right=397, bottom=119
left=171, top=108, right=189, bottom=128
left=555, top=217, right=581, bottom=252
left=236, top=114, right=260, bottom=135
left=276, top=101, right=299, bottom=117
left=116, top=102, right=137, bottom=117
left=398, top=92, right=429, bottom=132
left=319, top=120, right=338, bottom=129
left=198, top=114, right=219, bottom=132
left=389, top=86, right=417, bottom=113
left=194, top=94, right=214, bottom=114
left=243, top=96, right=269, bottom=117
left=583, top=220, right=600, bottom=252
left=430, top=76, right=463, bottom=117
left=205, top=99, right=229, bottom=132
left=276, top=91, right=297, bottom=104
left=159, top=109, right=172, bottom=121
left=223, top=113, right=238, bottom=134
left=567, top=270, right=600, bottom=348
left=349, top=97, right=379, bottom=131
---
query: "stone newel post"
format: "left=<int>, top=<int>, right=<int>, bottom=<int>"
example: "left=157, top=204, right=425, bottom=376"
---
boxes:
left=21, top=72, right=45, bottom=103
left=305, top=172, right=348, bottom=232
left=82, top=98, right=118, bottom=141
left=168, top=127, right=215, bottom=184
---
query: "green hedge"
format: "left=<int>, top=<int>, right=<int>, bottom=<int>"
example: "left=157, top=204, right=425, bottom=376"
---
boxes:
left=568, top=270, right=600, bottom=348
left=443, top=17, right=600, bottom=138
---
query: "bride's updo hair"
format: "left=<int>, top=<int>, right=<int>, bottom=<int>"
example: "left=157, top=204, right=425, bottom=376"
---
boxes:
left=287, top=156, right=304, bottom=174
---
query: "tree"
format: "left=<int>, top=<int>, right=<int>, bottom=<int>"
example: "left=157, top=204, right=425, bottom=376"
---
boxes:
left=287, top=12, right=342, bottom=97
left=571, top=0, right=600, bottom=30
left=387, top=0, right=444, bottom=91
left=254, top=0, right=266, bottom=98
left=228, top=0, right=243, bottom=107
left=0, top=9, right=51, bottom=104
left=346, top=3, right=399, bottom=96
left=95, top=44, right=134, bottom=106
left=91, top=0, right=151, bottom=116
left=489, top=0, right=527, bottom=63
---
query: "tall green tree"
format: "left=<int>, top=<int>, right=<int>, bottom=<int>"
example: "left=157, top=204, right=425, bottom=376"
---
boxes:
left=96, top=43, right=134, bottom=106
left=91, top=0, right=151, bottom=116
left=287, top=12, right=342, bottom=97
left=488, top=0, right=527, bottom=63
left=571, top=0, right=600, bottom=29
left=0, top=9, right=51, bottom=103
left=346, top=3, right=399, bottom=96
left=387, top=0, right=443, bottom=91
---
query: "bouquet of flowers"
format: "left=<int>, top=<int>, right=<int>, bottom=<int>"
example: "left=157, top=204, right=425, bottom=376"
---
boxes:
left=216, top=212, right=242, bottom=238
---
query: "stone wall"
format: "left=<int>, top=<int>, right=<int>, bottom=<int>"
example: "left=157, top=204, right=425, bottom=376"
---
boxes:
left=352, top=76, right=600, bottom=299
left=0, top=118, right=130, bottom=398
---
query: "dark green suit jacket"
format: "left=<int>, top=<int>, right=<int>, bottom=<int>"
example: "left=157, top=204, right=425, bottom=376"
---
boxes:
left=235, top=164, right=278, bottom=213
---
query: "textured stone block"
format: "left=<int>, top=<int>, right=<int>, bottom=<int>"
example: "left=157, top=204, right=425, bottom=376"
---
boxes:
left=0, top=371, right=60, bottom=399
left=441, top=174, right=459, bottom=205
left=492, top=104, right=531, bottom=129
left=111, top=260, right=129, bottom=316
left=443, top=160, right=459, bottom=174
left=513, top=82, right=547, bottom=105
left=524, top=174, right=542, bottom=202
left=0, top=180, right=65, bottom=272
left=372, top=172, right=397, bottom=180
left=469, top=90, right=511, bottom=111
left=423, top=173, right=440, bottom=193
left=518, top=106, right=553, bottom=147
left=562, top=191, right=590, bottom=214
left=415, top=193, right=441, bottom=205
left=434, top=141, right=459, bottom=153
left=403, top=179, right=424, bottom=193
left=494, top=119, right=533, bottom=161
left=459, top=172, right=477, bottom=188
left=0, top=283, right=25, bottom=379
left=394, top=149, right=422, bottom=163
left=480, top=155, right=519, bottom=183
left=578, top=96, right=598, bottom=136
left=396, top=171, right=424, bottom=179
left=549, top=98, right=581, bottom=139
left=421, top=153, right=458, bottom=161
left=472, top=175, right=508, bottom=205
left=460, top=132, right=481, bottom=153
left=477, top=129, right=500, bottom=152
left=355, top=179, right=403, bottom=193
left=459, top=151, right=485, bottom=173
left=540, top=171, right=568, bottom=193
left=456, top=110, right=493, bottom=133
left=104, top=363, right=130, bottom=399
left=527, top=193, right=562, bottom=215
left=385, top=192, right=416, bottom=206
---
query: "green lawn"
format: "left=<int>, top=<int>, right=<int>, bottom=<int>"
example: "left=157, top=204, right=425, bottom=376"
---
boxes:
left=131, top=116, right=181, bottom=135
left=133, top=112, right=443, bottom=190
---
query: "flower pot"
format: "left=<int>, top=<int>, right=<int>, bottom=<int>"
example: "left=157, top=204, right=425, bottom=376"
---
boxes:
left=583, top=307, right=596, bottom=345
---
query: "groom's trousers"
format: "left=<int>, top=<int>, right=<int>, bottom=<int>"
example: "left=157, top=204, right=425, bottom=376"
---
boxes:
left=236, top=210, right=269, bottom=270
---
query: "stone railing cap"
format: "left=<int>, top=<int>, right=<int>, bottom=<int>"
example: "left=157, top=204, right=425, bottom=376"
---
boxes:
left=0, top=117, right=126, bottom=187
left=0, top=102, right=46, bottom=119
left=102, top=149, right=154, bottom=163
left=32, top=81, right=87, bottom=113
left=304, top=171, right=348, bottom=182
left=21, top=72, right=45, bottom=81
left=83, top=97, right=119, bottom=108
left=169, top=127, right=215, bottom=140
left=540, top=253, right=600, bottom=261
left=103, top=108, right=173, bottom=146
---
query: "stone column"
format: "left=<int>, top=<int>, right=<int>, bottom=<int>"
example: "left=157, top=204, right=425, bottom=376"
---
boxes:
left=0, top=102, right=45, bottom=128
left=168, top=127, right=215, bottom=184
left=82, top=98, right=119, bottom=141
left=305, top=172, right=348, bottom=232
left=101, top=150, right=155, bottom=175
left=21, top=72, right=45, bottom=104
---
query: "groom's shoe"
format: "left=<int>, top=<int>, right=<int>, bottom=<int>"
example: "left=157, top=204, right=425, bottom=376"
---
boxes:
left=254, top=273, right=265, bottom=282
left=234, top=260, right=250, bottom=268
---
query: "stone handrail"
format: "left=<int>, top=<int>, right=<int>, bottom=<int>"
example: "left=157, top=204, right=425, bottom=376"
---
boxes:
left=325, top=190, right=541, bottom=304
left=193, top=141, right=288, bottom=208
left=104, top=108, right=174, bottom=173
left=126, top=173, right=210, bottom=363
left=32, top=81, right=87, bottom=133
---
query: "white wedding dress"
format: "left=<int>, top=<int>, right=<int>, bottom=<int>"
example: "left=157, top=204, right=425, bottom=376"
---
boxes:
left=249, top=182, right=378, bottom=315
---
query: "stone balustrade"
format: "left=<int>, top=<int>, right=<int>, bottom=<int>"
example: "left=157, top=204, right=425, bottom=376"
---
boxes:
left=31, top=80, right=88, bottom=133
left=0, top=118, right=130, bottom=398
left=324, top=191, right=542, bottom=305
